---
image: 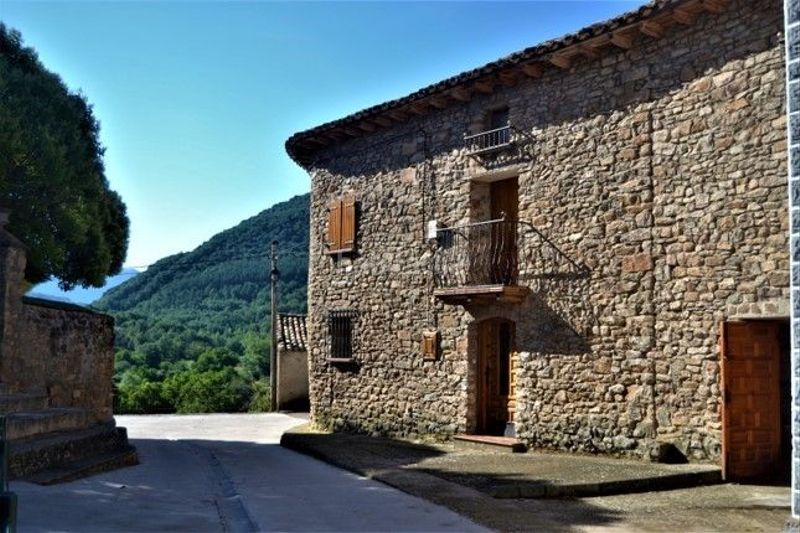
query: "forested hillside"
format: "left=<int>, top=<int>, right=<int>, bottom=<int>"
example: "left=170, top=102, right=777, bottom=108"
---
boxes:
left=95, top=193, right=309, bottom=414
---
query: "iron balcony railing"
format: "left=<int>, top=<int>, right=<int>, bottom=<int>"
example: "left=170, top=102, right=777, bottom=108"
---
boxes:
left=464, top=125, right=513, bottom=155
left=433, top=218, right=587, bottom=289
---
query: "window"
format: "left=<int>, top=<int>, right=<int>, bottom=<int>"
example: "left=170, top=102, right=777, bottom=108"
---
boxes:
left=327, top=195, right=357, bottom=254
left=328, top=309, right=357, bottom=362
left=487, top=107, right=509, bottom=130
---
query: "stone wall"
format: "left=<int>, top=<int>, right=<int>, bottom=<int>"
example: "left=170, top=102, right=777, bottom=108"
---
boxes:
left=7, top=297, right=115, bottom=424
left=0, top=212, right=115, bottom=425
left=303, top=0, right=787, bottom=461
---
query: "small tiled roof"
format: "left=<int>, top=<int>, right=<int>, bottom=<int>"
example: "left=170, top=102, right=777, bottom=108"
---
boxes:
left=286, top=0, right=721, bottom=167
left=278, top=313, right=307, bottom=352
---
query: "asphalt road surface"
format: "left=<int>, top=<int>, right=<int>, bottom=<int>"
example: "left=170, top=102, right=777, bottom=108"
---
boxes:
left=12, top=413, right=487, bottom=532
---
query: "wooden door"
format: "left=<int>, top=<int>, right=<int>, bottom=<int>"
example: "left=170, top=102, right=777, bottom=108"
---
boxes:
left=721, top=321, right=782, bottom=480
left=488, top=178, right=519, bottom=285
left=477, top=319, right=515, bottom=435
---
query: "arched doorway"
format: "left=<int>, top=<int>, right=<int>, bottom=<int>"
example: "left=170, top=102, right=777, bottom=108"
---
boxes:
left=476, top=317, right=517, bottom=436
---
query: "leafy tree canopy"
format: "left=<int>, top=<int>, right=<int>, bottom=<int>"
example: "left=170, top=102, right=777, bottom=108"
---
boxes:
left=0, top=24, right=129, bottom=288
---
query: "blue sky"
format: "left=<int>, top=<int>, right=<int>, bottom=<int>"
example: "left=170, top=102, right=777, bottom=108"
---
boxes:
left=1, top=0, right=643, bottom=268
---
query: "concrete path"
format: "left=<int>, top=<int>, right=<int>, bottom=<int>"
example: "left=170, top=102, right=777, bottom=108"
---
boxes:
left=12, top=413, right=487, bottom=532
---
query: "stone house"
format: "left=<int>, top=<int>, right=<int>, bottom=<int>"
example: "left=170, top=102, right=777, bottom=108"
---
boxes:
left=276, top=313, right=309, bottom=411
left=286, top=0, right=790, bottom=481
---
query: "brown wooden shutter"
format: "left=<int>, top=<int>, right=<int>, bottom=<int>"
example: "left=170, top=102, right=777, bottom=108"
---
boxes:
left=422, top=330, right=439, bottom=361
left=328, top=199, right=342, bottom=251
left=341, top=195, right=356, bottom=251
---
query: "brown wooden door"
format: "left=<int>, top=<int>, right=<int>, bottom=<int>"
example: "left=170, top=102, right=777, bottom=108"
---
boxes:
left=721, top=321, right=782, bottom=480
left=477, top=319, right=515, bottom=435
left=490, top=178, right=518, bottom=220
left=488, top=178, right=519, bottom=285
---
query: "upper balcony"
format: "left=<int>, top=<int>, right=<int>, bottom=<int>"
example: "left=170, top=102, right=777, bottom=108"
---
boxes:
left=464, top=125, right=514, bottom=157
left=432, top=218, right=588, bottom=305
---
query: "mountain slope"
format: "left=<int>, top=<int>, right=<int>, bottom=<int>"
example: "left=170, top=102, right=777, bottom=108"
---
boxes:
left=95, top=193, right=309, bottom=414
left=29, top=268, right=140, bottom=305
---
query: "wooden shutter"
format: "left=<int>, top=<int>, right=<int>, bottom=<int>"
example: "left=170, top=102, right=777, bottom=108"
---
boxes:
left=422, top=330, right=439, bottom=361
left=327, top=199, right=342, bottom=251
left=341, top=195, right=356, bottom=251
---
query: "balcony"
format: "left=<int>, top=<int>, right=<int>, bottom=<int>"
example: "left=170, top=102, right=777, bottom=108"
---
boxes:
left=432, top=218, right=587, bottom=305
left=464, top=125, right=513, bottom=157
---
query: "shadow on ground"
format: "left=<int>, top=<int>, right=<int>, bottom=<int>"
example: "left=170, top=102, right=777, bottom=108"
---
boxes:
left=281, top=429, right=625, bottom=532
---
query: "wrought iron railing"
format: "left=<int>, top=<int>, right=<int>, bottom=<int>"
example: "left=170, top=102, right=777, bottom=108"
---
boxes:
left=464, top=125, right=513, bottom=155
left=433, top=218, right=587, bottom=289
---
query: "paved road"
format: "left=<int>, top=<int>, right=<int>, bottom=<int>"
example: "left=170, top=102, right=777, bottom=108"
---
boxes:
left=12, top=414, right=486, bottom=532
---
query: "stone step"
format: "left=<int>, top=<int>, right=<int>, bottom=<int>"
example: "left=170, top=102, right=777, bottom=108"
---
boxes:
left=22, top=446, right=138, bottom=485
left=6, top=408, right=89, bottom=440
left=10, top=422, right=133, bottom=478
left=453, top=434, right=527, bottom=453
left=0, top=393, right=49, bottom=414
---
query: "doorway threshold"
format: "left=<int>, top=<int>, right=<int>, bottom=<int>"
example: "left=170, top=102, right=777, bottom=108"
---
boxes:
left=454, top=434, right=527, bottom=453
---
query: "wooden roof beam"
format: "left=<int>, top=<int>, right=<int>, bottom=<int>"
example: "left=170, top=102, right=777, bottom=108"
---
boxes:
left=520, top=63, right=543, bottom=78
left=701, top=0, right=729, bottom=14
left=307, top=137, right=329, bottom=146
left=639, top=20, right=664, bottom=38
left=549, top=53, right=572, bottom=69
left=428, top=95, right=450, bottom=109
left=473, top=78, right=495, bottom=94
left=583, top=34, right=612, bottom=50
left=386, top=110, right=408, bottom=122
left=449, top=87, right=472, bottom=102
left=407, top=102, right=429, bottom=115
left=372, top=116, right=394, bottom=128
left=357, top=121, right=376, bottom=132
left=611, top=30, right=635, bottom=49
left=325, top=130, right=346, bottom=141
left=342, top=127, right=360, bottom=137
left=578, top=45, right=599, bottom=60
left=498, top=70, right=518, bottom=86
left=672, top=7, right=696, bottom=25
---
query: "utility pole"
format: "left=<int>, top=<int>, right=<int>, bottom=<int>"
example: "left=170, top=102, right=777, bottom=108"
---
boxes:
left=270, top=240, right=279, bottom=411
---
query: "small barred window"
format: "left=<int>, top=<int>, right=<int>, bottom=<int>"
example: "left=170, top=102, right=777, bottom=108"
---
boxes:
left=328, top=309, right=357, bottom=362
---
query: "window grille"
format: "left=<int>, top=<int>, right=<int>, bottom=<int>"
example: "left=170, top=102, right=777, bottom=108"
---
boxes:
left=328, top=309, right=357, bottom=361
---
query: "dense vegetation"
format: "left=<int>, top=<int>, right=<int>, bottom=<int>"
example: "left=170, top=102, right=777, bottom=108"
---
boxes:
left=95, top=194, right=309, bottom=414
left=0, top=24, right=129, bottom=289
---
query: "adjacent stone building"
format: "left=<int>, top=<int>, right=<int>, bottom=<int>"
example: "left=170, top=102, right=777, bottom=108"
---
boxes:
left=287, top=0, right=790, bottom=480
left=276, top=313, right=309, bottom=411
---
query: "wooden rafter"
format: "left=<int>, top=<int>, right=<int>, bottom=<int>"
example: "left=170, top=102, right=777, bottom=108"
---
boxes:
left=610, top=30, right=635, bottom=49
left=408, top=102, right=429, bottom=115
left=358, top=121, right=376, bottom=132
left=701, top=0, right=729, bottom=14
left=474, top=78, right=495, bottom=94
left=449, top=87, right=472, bottom=102
left=372, top=116, right=393, bottom=127
left=387, top=110, right=408, bottom=122
left=428, top=95, right=450, bottom=109
left=583, top=34, right=611, bottom=49
left=579, top=46, right=598, bottom=60
left=640, top=20, right=664, bottom=38
left=549, top=54, right=572, bottom=69
left=520, top=63, right=543, bottom=78
left=498, top=70, right=518, bottom=86
left=342, top=127, right=360, bottom=137
left=672, top=7, right=696, bottom=25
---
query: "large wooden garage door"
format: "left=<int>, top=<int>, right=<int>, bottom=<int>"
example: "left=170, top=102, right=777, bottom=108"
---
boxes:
left=720, top=321, right=781, bottom=480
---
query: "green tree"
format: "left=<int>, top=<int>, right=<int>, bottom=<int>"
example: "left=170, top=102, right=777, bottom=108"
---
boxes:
left=0, top=24, right=129, bottom=288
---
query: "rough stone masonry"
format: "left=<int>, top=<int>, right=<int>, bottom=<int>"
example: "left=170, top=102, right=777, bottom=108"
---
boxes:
left=288, top=0, right=788, bottom=463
